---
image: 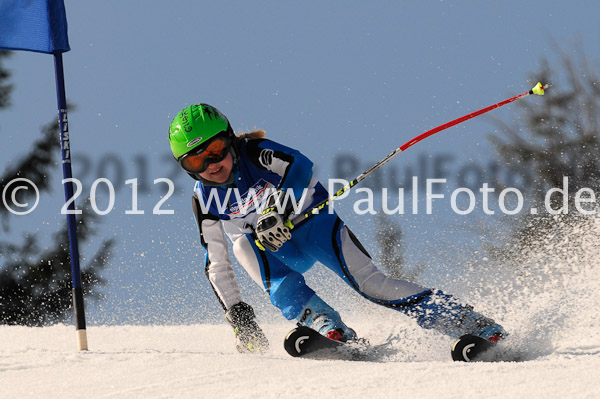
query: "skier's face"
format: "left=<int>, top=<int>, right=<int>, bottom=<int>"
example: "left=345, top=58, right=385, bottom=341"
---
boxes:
left=198, top=152, right=233, bottom=183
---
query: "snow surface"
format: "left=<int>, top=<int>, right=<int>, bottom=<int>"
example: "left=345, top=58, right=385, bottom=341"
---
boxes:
left=2, top=216, right=600, bottom=399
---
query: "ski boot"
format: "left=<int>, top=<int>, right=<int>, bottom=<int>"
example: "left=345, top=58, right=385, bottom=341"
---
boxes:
left=296, top=294, right=356, bottom=342
left=403, top=290, right=508, bottom=361
left=470, top=321, right=507, bottom=343
left=403, top=290, right=508, bottom=341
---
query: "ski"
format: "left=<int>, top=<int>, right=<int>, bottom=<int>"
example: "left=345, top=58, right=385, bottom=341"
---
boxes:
left=284, top=326, right=344, bottom=357
left=284, top=326, right=371, bottom=360
left=451, top=334, right=497, bottom=362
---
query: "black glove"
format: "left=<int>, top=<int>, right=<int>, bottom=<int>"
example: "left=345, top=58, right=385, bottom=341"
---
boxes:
left=225, top=302, right=269, bottom=353
left=256, top=190, right=294, bottom=252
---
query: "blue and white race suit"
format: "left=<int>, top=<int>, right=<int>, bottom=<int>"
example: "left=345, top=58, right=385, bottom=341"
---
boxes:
left=191, top=137, right=503, bottom=339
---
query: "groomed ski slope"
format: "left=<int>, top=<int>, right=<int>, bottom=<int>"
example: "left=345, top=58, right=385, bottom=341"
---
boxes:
left=1, top=321, right=598, bottom=398
left=2, top=215, right=600, bottom=399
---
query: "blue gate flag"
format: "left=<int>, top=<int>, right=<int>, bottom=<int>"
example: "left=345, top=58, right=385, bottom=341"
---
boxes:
left=0, top=0, right=70, bottom=54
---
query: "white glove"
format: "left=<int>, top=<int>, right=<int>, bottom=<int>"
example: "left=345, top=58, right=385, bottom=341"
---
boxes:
left=256, top=190, right=293, bottom=252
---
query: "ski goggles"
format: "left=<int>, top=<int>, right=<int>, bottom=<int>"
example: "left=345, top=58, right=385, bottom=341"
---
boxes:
left=178, top=133, right=231, bottom=174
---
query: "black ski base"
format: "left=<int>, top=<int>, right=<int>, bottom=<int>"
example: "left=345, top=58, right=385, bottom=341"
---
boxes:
left=284, top=326, right=346, bottom=358
left=451, top=334, right=496, bottom=362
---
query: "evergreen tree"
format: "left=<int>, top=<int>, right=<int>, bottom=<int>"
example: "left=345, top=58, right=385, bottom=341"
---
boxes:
left=0, top=50, right=113, bottom=326
left=375, top=213, right=423, bottom=282
left=487, top=46, right=600, bottom=262
left=0, top=51, right=12, bottom=109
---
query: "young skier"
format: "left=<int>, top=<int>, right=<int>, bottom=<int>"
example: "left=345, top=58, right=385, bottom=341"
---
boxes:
left=168, top=103, right=507, bottom=353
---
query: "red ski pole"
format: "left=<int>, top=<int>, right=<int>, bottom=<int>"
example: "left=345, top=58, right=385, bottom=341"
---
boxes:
left=291, top=82, right=549, bottom=226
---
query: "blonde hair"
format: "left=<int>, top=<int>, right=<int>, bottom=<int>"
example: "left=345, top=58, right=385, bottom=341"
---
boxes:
left=237, top=130, right=266, bottom=140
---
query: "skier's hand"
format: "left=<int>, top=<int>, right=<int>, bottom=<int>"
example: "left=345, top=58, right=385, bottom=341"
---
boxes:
left=256, top=190, right=293, bottom=252
left=226, top=302, right=269, bottom=354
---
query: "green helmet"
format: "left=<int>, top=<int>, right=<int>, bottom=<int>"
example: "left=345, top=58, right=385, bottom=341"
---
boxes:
left=169, top=103, right=233, bottom=160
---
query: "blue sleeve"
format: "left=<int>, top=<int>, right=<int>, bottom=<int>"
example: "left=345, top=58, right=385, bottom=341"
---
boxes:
left=250, top=139, right=314, bottom=195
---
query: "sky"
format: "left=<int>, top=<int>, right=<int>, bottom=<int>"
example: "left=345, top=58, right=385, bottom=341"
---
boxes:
left=1, top=1, right=599, bottom=324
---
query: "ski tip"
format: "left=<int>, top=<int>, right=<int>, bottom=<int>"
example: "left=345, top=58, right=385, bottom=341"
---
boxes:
left=451, top=334, right=496, bottom=362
